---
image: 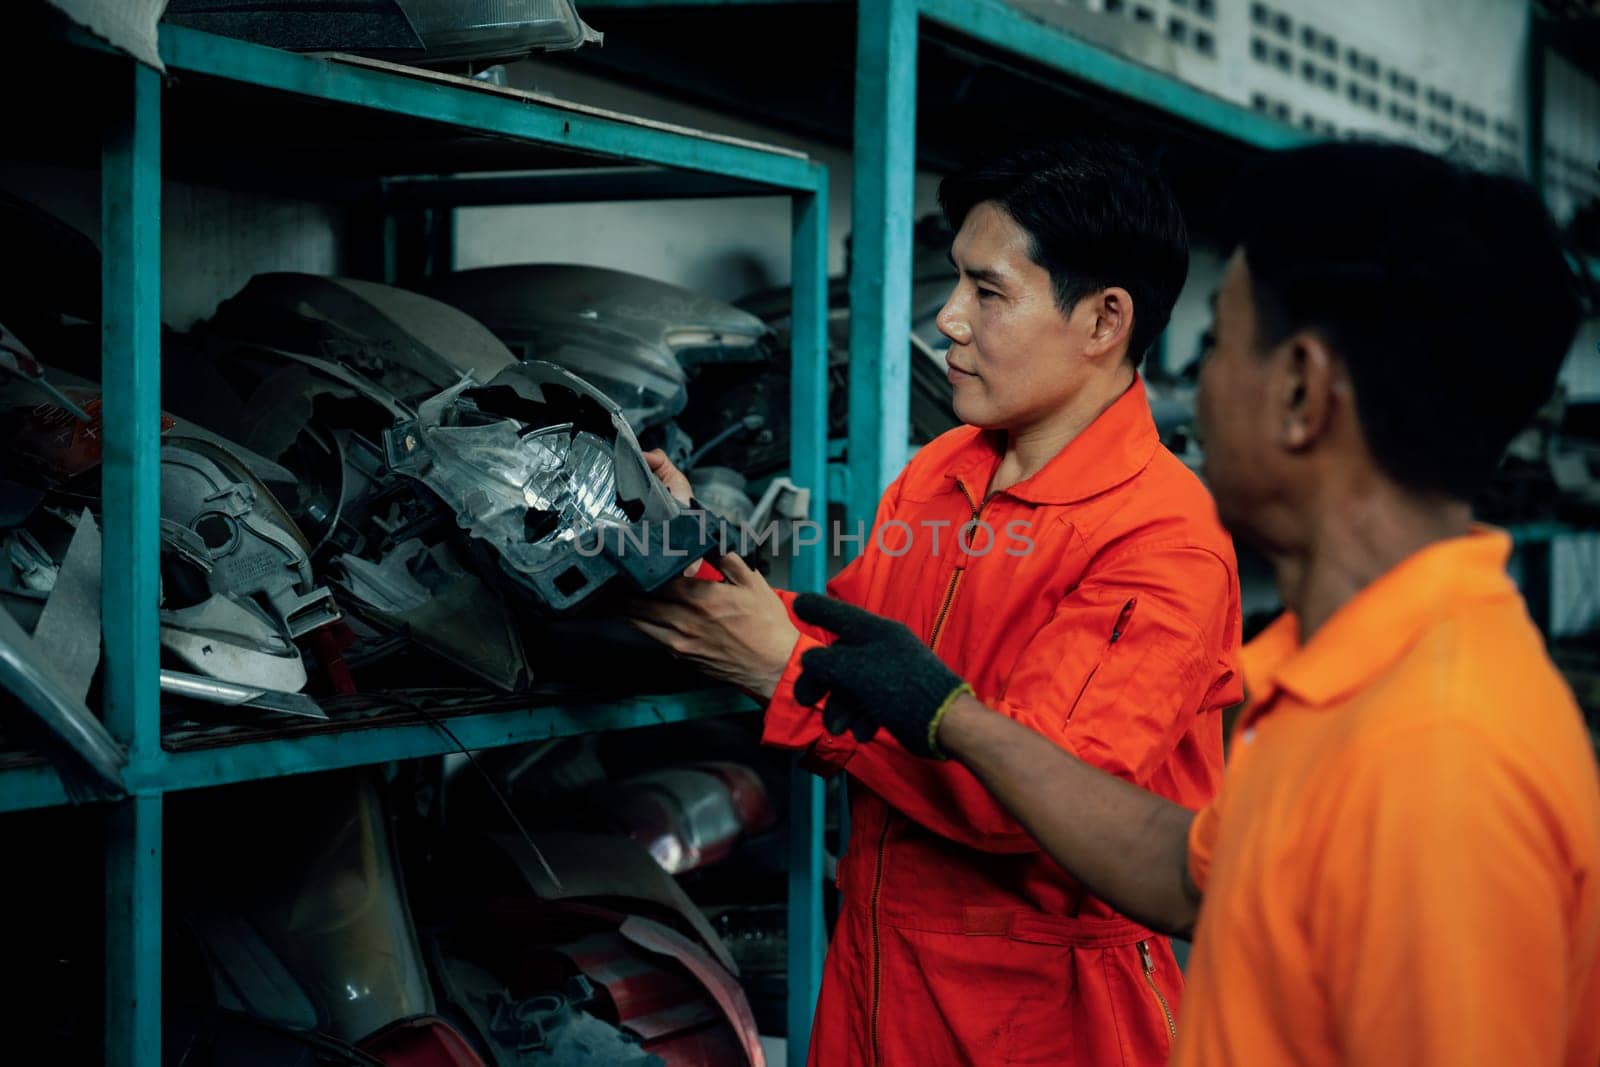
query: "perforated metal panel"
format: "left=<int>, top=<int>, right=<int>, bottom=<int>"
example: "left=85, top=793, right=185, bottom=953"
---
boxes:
left=1015, top=0, right=1563, bottom=182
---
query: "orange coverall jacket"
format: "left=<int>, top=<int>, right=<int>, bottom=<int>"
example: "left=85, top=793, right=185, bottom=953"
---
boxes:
left=765, top=378, right=1242, bottom=1065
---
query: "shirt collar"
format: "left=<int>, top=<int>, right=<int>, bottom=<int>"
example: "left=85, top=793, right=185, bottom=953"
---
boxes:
left=945, top=376, right=1161, bottom=505
left=1244, top=527, right=1519, bottom=717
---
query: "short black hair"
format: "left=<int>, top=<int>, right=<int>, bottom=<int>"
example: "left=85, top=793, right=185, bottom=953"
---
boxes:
left=938, top=139, right=1190, bottom=369
left=1224, top=142, right=1581, bottom=501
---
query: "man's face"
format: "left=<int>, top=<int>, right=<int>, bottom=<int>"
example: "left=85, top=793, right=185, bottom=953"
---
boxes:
left=936, top=201, right=1093, bottom=430
left=1195, top=250, right=1286, bottom=536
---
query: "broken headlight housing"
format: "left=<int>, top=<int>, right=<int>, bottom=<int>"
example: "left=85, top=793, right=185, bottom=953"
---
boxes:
left=421, top=265, right=774, bottom=438
left=386, top=362, right=720, bottom=614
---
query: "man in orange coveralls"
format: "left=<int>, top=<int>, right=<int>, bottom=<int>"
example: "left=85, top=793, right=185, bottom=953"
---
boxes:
left=626, top=139, right=1240, bottom=1064
left=787, top=142, right=1600, bottom=1066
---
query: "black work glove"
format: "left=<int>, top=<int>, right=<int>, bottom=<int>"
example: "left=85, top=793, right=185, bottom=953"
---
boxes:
left=792, top=593, right=973, bottom=759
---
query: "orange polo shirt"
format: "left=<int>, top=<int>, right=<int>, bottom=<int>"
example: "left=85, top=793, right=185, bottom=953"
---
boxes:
left=1179, top=528, right=1600, bottom=1067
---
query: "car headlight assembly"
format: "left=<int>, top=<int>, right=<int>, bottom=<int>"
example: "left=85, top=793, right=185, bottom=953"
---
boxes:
left=386, top=362, right=722, bottom=613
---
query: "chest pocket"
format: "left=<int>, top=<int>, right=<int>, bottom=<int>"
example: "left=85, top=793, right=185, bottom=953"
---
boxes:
left=1066, top=597, right=1137, bottom=720
left=996, top=592, right=1150, bottom=724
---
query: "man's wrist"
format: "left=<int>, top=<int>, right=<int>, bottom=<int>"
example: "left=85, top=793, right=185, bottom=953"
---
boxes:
left=751, top=630, right=804, bottom=703
left=932, top=691, right=990, bottom=759
left=923, top=682, right=974, bottom=758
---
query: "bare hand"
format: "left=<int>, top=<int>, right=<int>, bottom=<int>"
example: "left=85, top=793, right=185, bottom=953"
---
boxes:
left=623, top=553, right=798, bottom=699
left=644, top=448, right=693, bottom=507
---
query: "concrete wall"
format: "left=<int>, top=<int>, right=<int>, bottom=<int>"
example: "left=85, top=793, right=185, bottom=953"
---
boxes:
left=0, top=163, right=343, bottom=331
left=454, top=60, right=946, bottom=302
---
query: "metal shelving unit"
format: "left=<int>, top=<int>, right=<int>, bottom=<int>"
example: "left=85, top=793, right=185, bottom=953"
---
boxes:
left=1, top=21, right=831, bottom=1067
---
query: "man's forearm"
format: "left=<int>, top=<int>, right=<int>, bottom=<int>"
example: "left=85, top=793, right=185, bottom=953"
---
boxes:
left=938, top=694, right=1202, bottom=936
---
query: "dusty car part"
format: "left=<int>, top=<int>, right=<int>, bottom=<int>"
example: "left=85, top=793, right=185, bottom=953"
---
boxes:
left=163, top=0, right=600, bottom=61
left=357, top=1015, right=488, bottom=1067
left=160, top=594, right=309, bottom=693
left=0, top=596, right=125, bottom=802
left=386, top=364, right=718, bottom=614
left=203, top=273, right=516, bottom=405
left=0, top=508, right=89, bottom=632
left=479, top=833, right=738, bottom=976
left=45, top=0, right=165, bottom=69
left=0, top=369, right=300, bottom=495
left=160, top=669, right=328, bottom=721
left=187, top=771, right=437, bottom=1044
left=430, top=956, right=660, bottom=1067
left=422, top=265, right=771, bottom=436
left=683, top=417, right=765, bottom=475
left=6, top=528, right=59, bottom=593
left=186, top=273, right=500, bottom=553
left=702, top=904, right=786, bottom=1036
left=1, top=386, right=175, bottom=483
left=619, top=915, right=764, bottom=1067
left=687, top=467, right=755, bottom=528
left=276, top=422, right=350, bottom=554
left=395, top=0, right=601, bottom=57
left=0, top=323, right=91, bottom=421
left=330, top=541, right=531, bottom=692
left=301, top=427, right=445, bottom=565
left=182, top=909, right=321, bottom=1030
left=161, top=437, right=341, bottom=639
left=478, top=907, right=755, bottom=1067
left=604, top=763, right=775, bottom=876
left=705, top=904, right=786, bottom=978
left=160, top=516, right=218, bottom=584
left=211, top=345, right=416, bottom=430
left=333, top=541, right=434, bottom=614
left=747, top=477, right=809, bottom=546
left=29, top=509, right=101, bottom=702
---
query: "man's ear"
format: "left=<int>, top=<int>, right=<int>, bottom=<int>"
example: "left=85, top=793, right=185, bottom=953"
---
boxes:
left=1279, top=332, right=1338, bottom=451
left=1084, top=286, right=1134, bottom=361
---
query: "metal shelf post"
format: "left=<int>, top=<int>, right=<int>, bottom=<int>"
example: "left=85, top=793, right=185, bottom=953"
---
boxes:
left=100, top=57, right=165, bottom=1067
left=786, top=182, right=830, bottom=1059
left=845, top=0, right=919, bottom=538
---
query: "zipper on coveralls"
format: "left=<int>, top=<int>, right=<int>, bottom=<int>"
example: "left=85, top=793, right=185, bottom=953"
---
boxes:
left=868, top=813, right=893, bottom=1066
left=1139, top=939, right=1179, bottom=1042
left=873, top=478, right=986, bottom=1065
left=926, top=479, right=986, bottom=651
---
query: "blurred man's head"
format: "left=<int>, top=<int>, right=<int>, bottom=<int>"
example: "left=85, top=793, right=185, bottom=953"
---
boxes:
left=1196, top=142, right=1581, bottom=549
left=936, top=139, right=1189, bottom=431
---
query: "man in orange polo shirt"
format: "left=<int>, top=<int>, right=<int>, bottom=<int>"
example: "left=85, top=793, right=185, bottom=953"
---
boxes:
left=789, top=141, right=1600, bottom=1065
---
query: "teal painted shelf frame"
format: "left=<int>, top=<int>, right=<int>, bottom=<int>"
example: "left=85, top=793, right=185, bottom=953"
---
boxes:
left=3, top=23, right=832, bottom=1067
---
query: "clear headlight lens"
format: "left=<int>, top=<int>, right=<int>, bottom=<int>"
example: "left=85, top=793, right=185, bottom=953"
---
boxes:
left=423, top=419, right=627, bottom=551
